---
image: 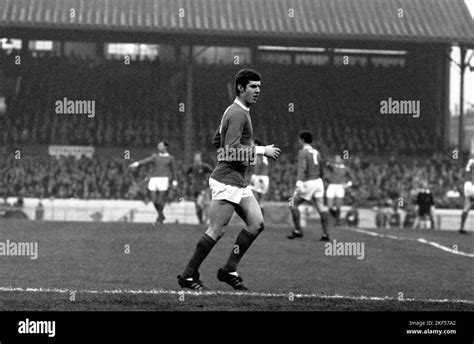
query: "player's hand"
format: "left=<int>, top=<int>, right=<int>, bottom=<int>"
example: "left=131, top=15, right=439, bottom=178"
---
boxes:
left=295, top=180, right=304, bottom=193
left=129, top=162, right=139, bottom=169
left=264, top=144, right=281, bottom=160
left=172, top=180, right=178, bottom=187
left=344, top=181, right=353, bottom=189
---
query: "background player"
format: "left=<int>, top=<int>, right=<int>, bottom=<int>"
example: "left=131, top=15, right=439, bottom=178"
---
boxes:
left=459, top=156, right=474, bottom=234
left=129, top=141, right=177, bottom=224
left=186, top=151, right=213, bottom=225
left=178, top=69, right=280, bottom=290
left=249, top=139, right=270, bottom=216
left=287, top=131, right=332, bottom=241
left=325, top=154, right=353, bottom=225
left=412, top=181, right=436, bottom=230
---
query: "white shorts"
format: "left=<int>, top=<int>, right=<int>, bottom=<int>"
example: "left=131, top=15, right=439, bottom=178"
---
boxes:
left=250, top=175, right=270, bottom=194
left=295, top=178, right=325, bottom=201
left=148, top=177, right=169, bottom=192
left=464, top=181, right=474, bottom=197
left=209, top=178, right=253, bottom=204
left=326, top=184, right=345, bottom=199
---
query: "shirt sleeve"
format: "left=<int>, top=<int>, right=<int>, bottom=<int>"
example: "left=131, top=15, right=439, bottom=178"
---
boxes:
left=318, top=152, right=324, bottom=178
left=137, top=154, right=155, bottom=165
left=170, top=156, right=176, bottom=181
left=212, top=127, right=221, bottom=149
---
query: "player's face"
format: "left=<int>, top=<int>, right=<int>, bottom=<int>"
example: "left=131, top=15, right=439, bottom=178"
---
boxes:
left=157, top=142, right=167, bottom=153
left=193, top=154, right=202, bottom=164
left=335, top=155, right=343, bottom=164
left=239, top=81, right=261, bottom=106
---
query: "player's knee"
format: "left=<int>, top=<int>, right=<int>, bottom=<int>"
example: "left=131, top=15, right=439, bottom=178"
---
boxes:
left=289, top=199, right=301, bottom=210
left=257, top=221, right=264, bottom=234
left=206, top=226, right=225, bottom=241
left=249, top=221, right=264, bottom=235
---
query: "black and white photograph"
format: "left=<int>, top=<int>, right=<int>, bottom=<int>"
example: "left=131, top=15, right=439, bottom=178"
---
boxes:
left=0, top=0, right=473, bottom=341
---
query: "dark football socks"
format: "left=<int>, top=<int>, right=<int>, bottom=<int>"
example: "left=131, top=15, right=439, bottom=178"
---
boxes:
left=320, top=211, right=330, bottom=237
left=182, top=234, right=217, bottom=278
left=460, top=211, right=468, bottom=230
left=196, top=208, right=203, bottom=224
left=290, top=207, right=302, bottom=232
left=223, top=229, right=257, bottom=272
left=153, top=201, right=165, bottom=220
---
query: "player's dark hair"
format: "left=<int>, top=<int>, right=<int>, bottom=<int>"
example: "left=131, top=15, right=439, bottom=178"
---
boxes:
left=235, top=69, right=261, bottom=96
left=299, top=131, right=313, bottom=144
left=157, top=141, right=169, bottom=148
left=254, top=139, right=263, bottom=146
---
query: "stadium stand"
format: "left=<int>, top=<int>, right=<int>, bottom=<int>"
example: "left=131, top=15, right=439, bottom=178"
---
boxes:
left=3, top=52, right=442, bottom=154
left=0, top=51, right=465, bottom=208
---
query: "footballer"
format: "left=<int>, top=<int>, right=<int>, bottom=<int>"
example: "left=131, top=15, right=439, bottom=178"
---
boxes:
left=186, top=152, right=213, bottom=225
left=287, top=131, right=332, bottom=241
left=128, top=141, right=177, bottom=224
left=326, top=154, right=353, bottom=225
left=178, top=69, right=280, bottom=290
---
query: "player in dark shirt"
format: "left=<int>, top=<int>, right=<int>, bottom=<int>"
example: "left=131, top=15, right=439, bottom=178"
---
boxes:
left=287, top=131, right=333, bottom=241
left=325, top=154, right=353, bottom=225
left=178, top=69, right=280, bottom=290
left=128, top=141, right=177, bottom=224
left=186, top=152, right=213, bottom=224
left=412, top=181, right=436, bottom=230
left=459, top=157, right=474, bottom=234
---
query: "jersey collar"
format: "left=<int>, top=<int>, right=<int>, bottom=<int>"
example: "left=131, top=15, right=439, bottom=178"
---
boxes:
left=234, top=98, right=250, bottom=111
left=158, top=153, right=170, bottom=157
left=303, top=144, right=313, bottom=150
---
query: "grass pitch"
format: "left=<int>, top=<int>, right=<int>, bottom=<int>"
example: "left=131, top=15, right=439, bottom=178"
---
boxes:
left=0, top=219, right=472, bottom=311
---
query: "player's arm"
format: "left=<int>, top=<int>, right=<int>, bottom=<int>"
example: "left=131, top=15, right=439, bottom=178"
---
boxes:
left=466, top=159, right=474, bottom=172
left=225, top=113, right=280, bottom=160
left=128, top=154, right=155, bottom=168
left=345, top=167, right=353, bottom=188
left=429, top=194, right=436, bottom=229
left=296, top=150, right=307, bottom=189
left=317, top=151, right=325, bottom=179
left=170, top=156, right=177, bottom=187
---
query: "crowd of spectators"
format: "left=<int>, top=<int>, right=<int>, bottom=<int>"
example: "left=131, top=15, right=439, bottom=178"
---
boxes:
left=0, top=151, right=468, bottom=209
left=2, top=52, right=443, bottom=158
left=1, top=51, right=460, bottom=207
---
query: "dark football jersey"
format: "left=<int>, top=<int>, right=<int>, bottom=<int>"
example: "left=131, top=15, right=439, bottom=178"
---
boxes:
left=251, top=155, right=269, bottom=176
left=187, top=162, right=213, bottom=190
left=297, top=145, right=323, bottom=181
left=416, top=190, right=434, bottom=215
left=137, top=153, right=175, bottom=179
left=327, top=163, right=351, bottom=184
left=210, top=99, right=255, bottom=187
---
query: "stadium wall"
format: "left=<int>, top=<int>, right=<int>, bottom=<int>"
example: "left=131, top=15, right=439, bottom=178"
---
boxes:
left=6, top=198, right=472, bottom=231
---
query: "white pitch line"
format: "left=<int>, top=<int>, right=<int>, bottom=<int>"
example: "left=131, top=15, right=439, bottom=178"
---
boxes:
left=346, top=228, right=474, bottom=258
left=0, top=286, right=472, bottom=304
